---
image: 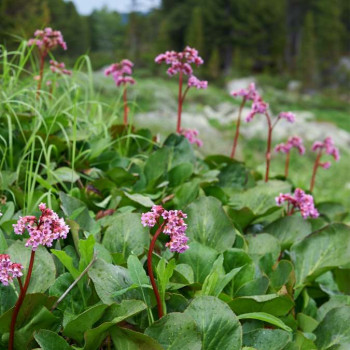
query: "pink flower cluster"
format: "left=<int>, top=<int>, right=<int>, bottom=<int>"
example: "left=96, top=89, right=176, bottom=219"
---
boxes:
left=155, top=46, right=204, bottom=76
left=13, top=203, right=69, bottom=251
left=28, top=27, right=67, bottom=52
left=0, top=254, right=23, bottom=286
left=155, top=47, right=207, bottom=91
left=180, top=128, right=203, bottom=147
left=276, top=188, right=319, bottom=219
left=312, top=137, right=340, bottom=166
left=104, top=59, right=135, bottom=86
left=141, top=205, right=189, bottom=253
left=275, top=136, right=305, bottom=154
left=278, top=112, right=296, bottom=123
left=49, top=60, right=72, bottom=76
left=231, top=82, right=258, bottom=101
left=188, top=76, right=208, bottom=89
left=246, top=96, right=269, bottom=122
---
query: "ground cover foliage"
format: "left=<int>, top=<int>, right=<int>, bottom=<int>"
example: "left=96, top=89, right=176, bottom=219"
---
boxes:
left=0, top=42, right=350, bottom=350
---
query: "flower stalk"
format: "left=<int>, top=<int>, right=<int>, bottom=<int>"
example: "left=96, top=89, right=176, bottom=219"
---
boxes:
left=8, top=251, right=35, bottom=350
left=309, top=137, right=340, bottom=192
left=147, top=223, right=165, bottom=319
left=142, top=205, right=189, bottom=319
left=230, top=97, right=246, bottom=159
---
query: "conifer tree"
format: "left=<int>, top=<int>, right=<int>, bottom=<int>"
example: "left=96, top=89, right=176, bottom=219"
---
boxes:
left=297, top=12, right=318, bottom=89
left=185, top=7, right=204, bottom=54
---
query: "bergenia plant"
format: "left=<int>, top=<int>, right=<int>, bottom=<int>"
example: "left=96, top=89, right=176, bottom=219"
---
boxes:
left=275, top=136, right=305, bottom=178
left=105, top=59, right=135, bottom=126
left=47, top=60, right=71, bottom=95
left=5, top=203, right=69, bottom=350
left=310, top=137, right=340, bottom=192
left=27, top=28, right=67, bottom=98
left=155, top=47, right=207, bottom=139
left=141, top=205, right=189, bottom=318
left=180, top=128, right=203, bottom=147
left=240, top=85, right=295, bottom=182
left=276, top=188, right=319, bottom=219
left=230, top=83, right=258, bottom=158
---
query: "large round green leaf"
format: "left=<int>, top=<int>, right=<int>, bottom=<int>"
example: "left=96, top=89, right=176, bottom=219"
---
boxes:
left=88, top=259, right=138, bottom=304
left=145, top=313, right=201, bottom=350
left=102, top=212, right=149, bottom=259
left=290, top=224, right=350, bottom=289
left=265, top=215, right=312, bottom=249
left=314, top=306, right=350, bottom=349
left=229, top=294, right=294, bottom=316
left=185, top=296, right=242, bottom=350
left=178, top=242, right=218, bottom=283
left=34, top=330, right=73, bottom=350
left=111, top=327, right=163, bottom=350
left=7, top=242, right=56, bottom=293
left=243, top=329, right=292, bottom=350
left=186, top=196, right=237, bottom=252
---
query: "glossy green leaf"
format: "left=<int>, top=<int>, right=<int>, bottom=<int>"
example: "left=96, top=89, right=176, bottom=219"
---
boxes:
left=88, top=259, right=138, bottom=304
left=34, top=330, right=73, bottom=349
left=314, top=306, right=350, bottom=349
left=178, top=242, right=218, bottom=283
left=8, top=242, right=56, bottom=293
left=111, top=327, right=163, bottom=350
left=185, top=296, right=242, bottom=350
left=124, top=192, right=155, bottom=207
left=102, top=212, right=149, bottom=259
left=229, top=294, right=294, bottom=316
left=238, top=312, right=292, bottom=332
left=145, top=312, right=201, bottom=350
left=291, top=224, right=350, bottom=289
left=168, top=163, right=193, bottom=187
left=243, top=329, right=292, bottom=350
left=265, top=215, right=312, bottom=249
left=63, top=304, right=108, bottom=342
left=84, top=300, right=147, bottom=350
left=186, top=196, right=237, bottom=252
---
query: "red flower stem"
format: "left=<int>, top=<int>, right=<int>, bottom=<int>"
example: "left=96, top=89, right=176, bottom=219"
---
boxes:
left=9, top=250, right=36, bottom=350
left=181, top=86, right=190, bottom=105
left=285, top=152, right=290, bottom=178
left=36, top=52, right=46, bottom=99
left=176, top=71, right=184, bottom=133
left=310, top=151, right=322, bottom=193
left=147, top=223, right=165, bottom=319
left=230, top=97, right=247, bottom=159
left=264, top=112, right=273, bottom=182
left=123, top=84, right=128, bottom=126
left=16, top=277, right=23, bottom=293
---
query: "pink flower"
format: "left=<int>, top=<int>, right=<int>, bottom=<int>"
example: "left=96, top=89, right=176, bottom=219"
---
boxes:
left=105, top=59, right=135, bottom=87
left=278, top=111, right=296, bottom=123
left=320, top=162, right=331, bottom=169
left=12, top=203, right=69, bottom=251
left=231, top=83, right=257, bottom=101
left=276, top=188, right=319, bottom=219
left=275, top=136, right=305, bottom=155
left=245, top=96, right=269, bottom=122
left=180, top=128, right=203, bottom=147
left=28, top=27, right=67, bottom=53
left=49, top=60, right=71, bottom=76
left=141, top=206, right=189, bottom=253
left=155, top=46, right=204, bottom=78
left=311, top=137, right=340, bottom=163
left=188, top=76, right=208, bottom=89
left=0, top=254, right=23, bottom=286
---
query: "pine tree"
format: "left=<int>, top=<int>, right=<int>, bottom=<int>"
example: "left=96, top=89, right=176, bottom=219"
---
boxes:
left=207, top=47, right=220, bottom=79
left=297, top=12, right=318, bottom=89
left=313, top=0, right=344, bottom=83
left=185, top=7, right=204, bottom=54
